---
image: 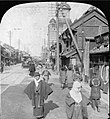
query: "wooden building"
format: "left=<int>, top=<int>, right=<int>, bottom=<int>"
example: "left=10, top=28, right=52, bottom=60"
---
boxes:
left=90, top=32, right=109, bottom=94
left=60, top=6, right=109, bottom=76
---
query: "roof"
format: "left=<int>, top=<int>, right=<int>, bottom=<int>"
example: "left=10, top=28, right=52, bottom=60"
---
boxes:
left=95, top=31, right=109, bottom=38
left=60, top=2, right=71, bottom=10
left=90, top=44, right=109, bottom=54
left=71, top=6, right=107, bottom=28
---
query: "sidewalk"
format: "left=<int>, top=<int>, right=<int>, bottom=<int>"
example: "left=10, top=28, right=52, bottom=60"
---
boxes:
left=49, top=69, right=109, bottom=106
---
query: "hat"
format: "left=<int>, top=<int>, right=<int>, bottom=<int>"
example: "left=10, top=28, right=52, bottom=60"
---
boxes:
left=34, top=72, right=40, bottom=77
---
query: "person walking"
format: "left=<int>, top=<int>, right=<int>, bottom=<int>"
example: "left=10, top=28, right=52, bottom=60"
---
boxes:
left=29, top=62, right=36, bottom=77
left=42, top=68, right=51, bottom=83
left=1, top=61, right=4, bottom=73
left=65, top=81, right=91, bottom=119
left=24, top=72, right=53, bottom=119
left=89, top=73, right=101, bottom=112
left=66, top=64, right=74, bottom=90
left=60, top=66, right=67, bottom=89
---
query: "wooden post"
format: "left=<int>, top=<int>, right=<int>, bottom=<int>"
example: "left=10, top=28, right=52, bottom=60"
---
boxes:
left=63, top=17, right=83, bottom=67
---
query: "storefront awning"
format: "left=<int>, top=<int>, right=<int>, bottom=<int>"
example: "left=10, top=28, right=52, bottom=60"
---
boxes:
left=62, top=48, right=77, bottom=58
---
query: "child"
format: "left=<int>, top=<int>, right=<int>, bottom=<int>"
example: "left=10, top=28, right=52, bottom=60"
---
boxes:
left=89, top=73, right=101, bottom=112
left=24, top=72, right=53, bottom=119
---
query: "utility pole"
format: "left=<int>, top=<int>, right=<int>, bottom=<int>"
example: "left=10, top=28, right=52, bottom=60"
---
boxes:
left=56, top=2, right=60, bottom=76
left=9, top=30, right=11, bottom=46
left=63, top=15, right=83, bottom=66
left=18, top=39, right=20, bottom=51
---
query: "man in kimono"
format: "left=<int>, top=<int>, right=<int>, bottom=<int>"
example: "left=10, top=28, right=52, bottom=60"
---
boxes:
left=24, top=72, right=53, bottom=119
left=29, top=62, right=36, bottom=77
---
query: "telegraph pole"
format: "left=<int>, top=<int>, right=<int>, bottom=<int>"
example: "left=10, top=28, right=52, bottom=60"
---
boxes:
left=56, top=2, right=60, bottom=75
left=18, top=39, right=20, bottom=51
left=63, top=16, right=83, bottom=66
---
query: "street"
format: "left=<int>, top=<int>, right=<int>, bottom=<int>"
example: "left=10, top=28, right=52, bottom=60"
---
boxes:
left=0, top=64, right=109, bottom=119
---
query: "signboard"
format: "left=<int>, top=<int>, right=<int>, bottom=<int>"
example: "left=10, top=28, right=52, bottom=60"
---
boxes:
left=72, top=58, right=76, bottom=66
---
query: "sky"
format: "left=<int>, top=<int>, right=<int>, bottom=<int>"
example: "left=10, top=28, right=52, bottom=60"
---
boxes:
left=0, top=2, right=94, bottom=56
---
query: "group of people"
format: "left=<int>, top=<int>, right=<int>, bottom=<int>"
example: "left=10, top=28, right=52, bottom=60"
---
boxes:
left=24, top=62, right=103, bottom=119
left=60, top=64, right=102, bottom=118
left=28, top=61, right=51, bottom=83
left=60, top=64, right=82, bottom=90
left=24, top=61, right=52, bottom=119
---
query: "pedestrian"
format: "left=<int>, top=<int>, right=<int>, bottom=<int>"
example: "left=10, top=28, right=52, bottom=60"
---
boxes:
left=73, top=70, right=83, bottom=82
left=66, top=64, right=74, bottom=90
left=29, top=62, right=36, bottom=77
left=1, top=61, right=4, bottom=73
left=65, top=81, right=91, bottom=119
left=42, top=68, right=51, bottom=83
left=89, top=73, right=101, bottom=112
left=24, top=72, right=53, bottom=119
left=60, top=66, right=67, bottom=89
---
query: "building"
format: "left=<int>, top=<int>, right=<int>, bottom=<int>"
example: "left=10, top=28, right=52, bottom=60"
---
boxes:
left=48, top=18, right=57, bottom=48
left=59, top=6, right=109, bottom=76
left=71, top=6, right=109, bottom=77
left=90, top=32, right=109, bottom=94
left=41, top=46, right=49, bottom=64
left=48, top=2, right=72, bottom=69
left=48, top=2, right=72, bottom=48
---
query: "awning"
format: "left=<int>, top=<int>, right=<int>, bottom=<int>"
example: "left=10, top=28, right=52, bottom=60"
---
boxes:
left=1, top=54, right=10, bottom=59
left=90, top=44, right=109, bottom=54
left=62, top=48, right=77, bottom=58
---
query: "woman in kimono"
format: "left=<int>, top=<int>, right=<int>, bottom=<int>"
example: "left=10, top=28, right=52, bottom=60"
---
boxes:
left=24, top=72, right=53, bottom=119
left=65, top=81, right=91, bottom=119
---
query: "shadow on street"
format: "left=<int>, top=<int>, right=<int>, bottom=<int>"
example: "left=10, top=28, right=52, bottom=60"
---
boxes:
left=44, top=100, right=59, bottom=118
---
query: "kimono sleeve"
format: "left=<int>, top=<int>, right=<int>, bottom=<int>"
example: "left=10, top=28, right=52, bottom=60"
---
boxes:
left=81, top=94, right=90, bottom=119
left=82, top=94, right=91, bottom=106
left=45, top=82, right=53, bottom=100
left=24, top=81, right=33, bottom=100
left=65, top=93, right=75, bottom=106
